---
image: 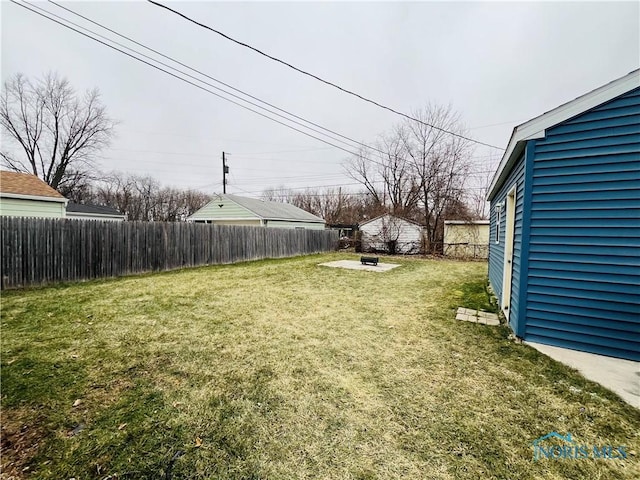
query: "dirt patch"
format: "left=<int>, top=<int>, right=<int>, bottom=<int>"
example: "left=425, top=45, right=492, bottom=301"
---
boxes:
left=1, top=410, right=45, bottom=479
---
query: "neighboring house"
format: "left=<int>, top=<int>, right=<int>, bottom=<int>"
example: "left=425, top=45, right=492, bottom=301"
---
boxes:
left=443, top=220, right=490, bottom=259
left=359, top=214, right=424, bottom=254
left=66, top=203, right=126, bottom=221
left=327, top=223, right=358, bottom=239
left=188, top=193, right=326, bottom=229
left=0, top=170, right=67, bottom=218
left=487, top=69, right=639, bottom=361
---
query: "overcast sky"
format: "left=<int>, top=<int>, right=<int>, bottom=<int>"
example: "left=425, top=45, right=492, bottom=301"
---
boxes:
left=2, top=1, right=638, bottom=197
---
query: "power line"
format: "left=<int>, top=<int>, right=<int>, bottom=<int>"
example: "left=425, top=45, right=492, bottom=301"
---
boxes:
left=97, top=156, right=493, bottom=185
left=234, top=175, right=349, bottom=186
left=196, top=175, right=492, bottom=196
left=36, top=1, right=499, bottom=174
left=231, top=158, right=342, bottom=166
left=233, top=169, right=493, bottom=184
left=119, top=128, right=338, bottom=149
left=47, top=0, right=382, bottom=156
left=226, top=174, right=257, bottom=197
left=99, top=152, right=495, bottom=184
left=98, top=151, right=495, bottom=178
left=12, top=1, right=369, bottom=161
left=228, top=147, right=335, bottom=155
left=106, top=148, right=213, bottom=158
left=230, top=152, right=499, bottom=163
left=39, top=1, right=382, bottom=157
left=242, top=174, right=492, bottom=193
left=469, top=119, right=523, bottom=130
left=10, top=1, right=500, bottom=196
left=226, top=163, right=351, bottom=187
left=147, top=0, right=506, bottom=151
left=234, top=181, right=492, bottom=197
left=96, top=155, right=334, bottom=172
left=103, top=146, right=497, bottom=168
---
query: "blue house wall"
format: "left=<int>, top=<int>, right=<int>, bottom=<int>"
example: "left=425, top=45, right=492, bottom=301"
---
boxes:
left=488, top=152, right=526, bottom=334
left=524, top=87, right=640, bottom=361
left=489, top=86, right=640, bottom=361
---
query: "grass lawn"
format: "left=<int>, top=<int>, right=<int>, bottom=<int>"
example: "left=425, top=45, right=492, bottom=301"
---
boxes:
left=1, top=253, right=639, bottom=479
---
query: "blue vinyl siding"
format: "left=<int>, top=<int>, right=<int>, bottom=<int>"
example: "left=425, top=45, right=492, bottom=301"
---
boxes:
left=488, top=152, right=526, bottom=333
left=525, top=87, right=640, bottom=360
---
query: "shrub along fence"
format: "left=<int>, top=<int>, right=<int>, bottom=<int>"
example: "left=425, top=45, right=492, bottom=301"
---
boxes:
left=1, top=217, right=338, bottom=289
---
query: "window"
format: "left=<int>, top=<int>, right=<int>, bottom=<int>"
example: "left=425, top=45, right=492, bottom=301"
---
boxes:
left=495, top=205, right=502, bottom=243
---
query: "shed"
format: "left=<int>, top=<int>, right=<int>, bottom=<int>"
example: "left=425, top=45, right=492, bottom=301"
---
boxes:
left=187, top=193, right=325, bottom=229
left=443, top=220, right=490, bottom=259
left=66, top=203, right=126, bottom=221
left=359, top=214, right=424, bottom=254
left=487, top=69, right=639, bottom=361
left=0, top=170, right=67, bottom=218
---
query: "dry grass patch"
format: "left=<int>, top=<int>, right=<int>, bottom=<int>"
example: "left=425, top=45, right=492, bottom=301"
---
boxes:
left=2, top=253, right=639, bottom=479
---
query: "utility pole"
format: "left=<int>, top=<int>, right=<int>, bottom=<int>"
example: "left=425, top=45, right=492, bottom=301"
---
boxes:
left=222, top=151, right=229, bottom=194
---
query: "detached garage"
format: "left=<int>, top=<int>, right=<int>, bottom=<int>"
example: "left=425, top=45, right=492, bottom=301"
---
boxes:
left=487, top=70, right=639, bottom=361
left=443, top=220, right=490, bottom=259
left=359, top=214, right=424, bottom=254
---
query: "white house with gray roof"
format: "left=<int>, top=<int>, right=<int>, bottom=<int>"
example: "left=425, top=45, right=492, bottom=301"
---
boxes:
left=188, top=194, right=326, bottom=230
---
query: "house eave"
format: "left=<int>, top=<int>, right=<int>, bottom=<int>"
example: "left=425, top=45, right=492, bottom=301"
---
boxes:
left=0, top=192, right=68, bottom=204
left=264, top=217, right=325, bottom=223
left=359, top=213, right=424, bottom=228
left=187, top=216, right=260, bottom=222
left=486, top=140, right=527, bottom=201
left=486, top=69, right=640, bottom=201
left=187, top=216, right=324, bottom=223
left=444, top=220, right=490, bottom=225
left=66, top=212, right=125, bottom=220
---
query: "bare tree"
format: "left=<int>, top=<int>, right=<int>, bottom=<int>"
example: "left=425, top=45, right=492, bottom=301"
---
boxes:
left=1, top=72, right=116, bottom=196
left=180, top=188, right=211, bottom=219
left=288, top=187, right=352, bottom=224
left=92, top=173, right=139, bottom=219
left=77, top=172, right=210, bottom=221
left=400, top=104, right=474, bottom=250
left=346, top=147, right=385, bottom=208
left=346, top=132, right=421, bottom=217
left=374, top=215, right=403, bottom=254
left=261, top=186, right=381, bottom=225
left=347, top=104, right=474, bottom=253
left=467, top=165, right=496, bottom=219
left=261, top=185, right=297, bottom=204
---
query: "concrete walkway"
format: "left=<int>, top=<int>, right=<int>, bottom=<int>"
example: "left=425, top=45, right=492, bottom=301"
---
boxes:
left=526, top=342, right=640, bottom=409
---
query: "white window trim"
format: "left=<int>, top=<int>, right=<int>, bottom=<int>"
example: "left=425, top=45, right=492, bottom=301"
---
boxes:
left=495, top=205, right=502, bottom=244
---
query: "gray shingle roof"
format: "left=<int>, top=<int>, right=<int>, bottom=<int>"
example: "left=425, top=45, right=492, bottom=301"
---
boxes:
left=225, top=194, right=324, bottom=222
left=66, top=203, right=124, bottom=216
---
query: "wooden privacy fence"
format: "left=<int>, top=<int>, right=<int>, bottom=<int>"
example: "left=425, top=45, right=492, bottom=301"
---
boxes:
left=1, top=217, right=338, bottom=289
